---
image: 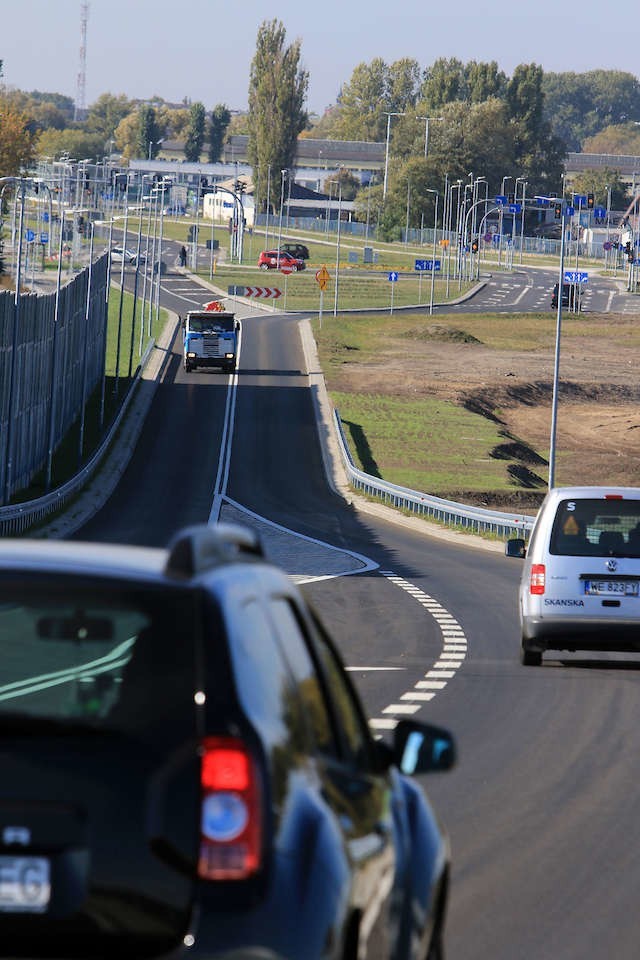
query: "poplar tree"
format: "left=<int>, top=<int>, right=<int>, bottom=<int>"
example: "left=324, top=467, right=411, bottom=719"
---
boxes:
left=247, top=20, right=308, bottom=211
left=208, top=104, right=231, bottom=163
left=184, top=102, right=206, bottom=162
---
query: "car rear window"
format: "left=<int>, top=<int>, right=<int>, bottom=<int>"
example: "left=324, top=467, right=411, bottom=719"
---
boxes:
left=550, top=498, right=640, bottom=557
left=0, top=576, right=199, bottom=736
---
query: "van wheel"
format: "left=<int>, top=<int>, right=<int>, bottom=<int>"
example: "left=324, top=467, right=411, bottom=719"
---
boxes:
left=521, top=644, right=542, bottom=666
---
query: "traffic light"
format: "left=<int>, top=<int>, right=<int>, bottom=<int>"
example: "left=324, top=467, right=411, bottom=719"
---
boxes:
left=507, top=192, right=515, bottom=204
left=471, top=238, right=479, bottom=253
left=587, top=193, right=594, bottom=209
left=554, top=202, right=563, bottom=220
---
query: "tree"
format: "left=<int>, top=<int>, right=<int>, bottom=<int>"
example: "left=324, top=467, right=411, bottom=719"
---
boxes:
left=208, top=104, right=231, bottom=162
left=247, top=19, right=308, bottom=211
left=184, top=101, right=206, bottom=162
left=321, top=168, right=360, bottom=201
left=543, top=70, right=640, bottom=151
left=420, top=58, right=466, bottom=111
left=85, top=93, right=133, bottom=140
left=465, top=61, right=506, bottom=103
left=505, top=64, right=565, bottom=196
left=136, top=104, right=163, bottom=160
left=35, top=128, right=105, bottom=161
left=328, top=58, right=389, bottom=141
left=582, top=122, right=640, bottom=156
left=0, top=97, right=36, bottom=177
left=568, top=169, right=629, bottom=211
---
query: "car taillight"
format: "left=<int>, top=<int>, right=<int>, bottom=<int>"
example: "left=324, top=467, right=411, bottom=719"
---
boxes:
left=530, top=564, right=546, bottom=595
left=198, top=736, right=262, bottom=881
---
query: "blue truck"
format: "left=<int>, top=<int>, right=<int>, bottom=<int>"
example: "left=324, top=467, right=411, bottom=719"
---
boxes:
left=182, top=307, right=239, bottom=373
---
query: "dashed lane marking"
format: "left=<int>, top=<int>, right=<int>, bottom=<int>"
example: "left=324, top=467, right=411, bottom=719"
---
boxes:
left=368, top=572, right=467, bottom=731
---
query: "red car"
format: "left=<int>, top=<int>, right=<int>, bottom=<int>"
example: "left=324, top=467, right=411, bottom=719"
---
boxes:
left=258, top=249, right=306, bottom=271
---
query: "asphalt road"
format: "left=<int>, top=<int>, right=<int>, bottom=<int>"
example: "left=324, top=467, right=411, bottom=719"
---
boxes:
left=74, top=260, right=640, bottom=959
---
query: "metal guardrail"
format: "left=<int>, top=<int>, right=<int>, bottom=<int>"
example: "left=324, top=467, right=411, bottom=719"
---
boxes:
left=333, top=409, right=534, bottom=539
left=0, top=339, right=155, bottom=537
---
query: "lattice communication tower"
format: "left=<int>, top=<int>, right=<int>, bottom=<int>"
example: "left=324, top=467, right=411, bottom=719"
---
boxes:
left=74, top=2, right=89, bottom=122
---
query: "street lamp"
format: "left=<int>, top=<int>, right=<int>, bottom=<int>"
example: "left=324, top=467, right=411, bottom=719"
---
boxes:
left=382, top=112, right=405, bottom=199
left=148, top=138, right=165, bottom=161
left=415, top=116, right=444, bottom=158
left=426, top=189, right=439, bottom=315
left=499, top=175, right=514, bottom=267
left=277, top=169, right=286, bottom=268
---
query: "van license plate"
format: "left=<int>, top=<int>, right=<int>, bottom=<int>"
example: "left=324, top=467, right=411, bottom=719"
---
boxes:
left=0, top=856, right=50, bottom=912
left=585, top=580, right=639, bottom=596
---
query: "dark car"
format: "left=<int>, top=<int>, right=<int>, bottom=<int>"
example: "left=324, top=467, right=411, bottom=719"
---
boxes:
left=0, top=524, right=454, bottom=960
left=280, top=242, right=310, bottom=260
left=551, top=282, right=579, bottom=309
left=257, top=249, right=306, bottom=271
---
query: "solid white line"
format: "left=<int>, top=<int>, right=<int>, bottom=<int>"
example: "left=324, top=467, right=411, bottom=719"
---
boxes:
left=345, top=666, right=406, bottom=672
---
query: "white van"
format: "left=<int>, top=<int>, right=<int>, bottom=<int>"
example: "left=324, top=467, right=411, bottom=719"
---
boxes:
left=506, top=486, right=640, bottom=665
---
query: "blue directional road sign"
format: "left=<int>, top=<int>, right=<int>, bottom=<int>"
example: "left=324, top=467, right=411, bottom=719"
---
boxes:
left=508, top=203, right=522, bottom=214
left=25, top=229, right=35, bottom=242
left=573, top=194, right=587, bottom=205
left=388, top=271, right=399, bottom=282
left=564, top=270, right=589, bottom=284
left=594, top=206, right=606, bottom=219
left=495, top=195, right=507, bottom=205
left=414, top=259, right=441, bottom=271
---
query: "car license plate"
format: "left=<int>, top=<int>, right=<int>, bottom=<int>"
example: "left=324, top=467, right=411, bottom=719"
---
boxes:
left=585, top=580, right=639, bottom=596
left=0, top=856, right=50, bottom=912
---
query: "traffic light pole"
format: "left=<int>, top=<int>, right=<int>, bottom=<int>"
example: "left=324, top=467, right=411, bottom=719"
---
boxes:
left=549, top=203, right=569, bottom=489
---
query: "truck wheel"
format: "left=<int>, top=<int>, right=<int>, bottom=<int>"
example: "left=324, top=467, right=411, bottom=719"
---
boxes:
left=184, top=362, right=192, bottom=373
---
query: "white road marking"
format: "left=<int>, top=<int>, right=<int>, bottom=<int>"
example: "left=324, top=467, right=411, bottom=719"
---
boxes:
left=367, top=572, right=468, bottom=730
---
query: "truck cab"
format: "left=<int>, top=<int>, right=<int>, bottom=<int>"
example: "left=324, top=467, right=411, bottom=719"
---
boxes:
left=182, top=308, right=239, bottom=373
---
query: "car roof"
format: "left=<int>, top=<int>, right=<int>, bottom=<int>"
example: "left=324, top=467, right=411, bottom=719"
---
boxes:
left=0, top=538, right=168, bottom=582
left=0, top=525, right=293, bottom=592
left=542, top=486, right=640, bottom=505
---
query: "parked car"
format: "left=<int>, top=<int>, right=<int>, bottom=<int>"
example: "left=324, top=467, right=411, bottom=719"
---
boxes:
left=280, top=241, right=310, bottom=260
left=506, top=486, right=640, bottom=665
left=110, top=246, right=137, bottom=265
left=258, top=249, right=306, bottom=271
left=0, top=523, right=454, bottom=960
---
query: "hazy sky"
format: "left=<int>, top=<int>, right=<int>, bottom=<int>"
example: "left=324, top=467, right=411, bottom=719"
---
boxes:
left=2, top=0, right=639, bottom=117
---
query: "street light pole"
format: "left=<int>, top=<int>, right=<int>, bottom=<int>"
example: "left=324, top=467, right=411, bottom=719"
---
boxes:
left=277, top=170, right=286, bottom=268
left=427, top=189, right=439, bottom=315
left=382, top=112, right=405, bottom=200
left=333, top=179, right=343, bottom=317
left=415, top=116, right=444, bottom=158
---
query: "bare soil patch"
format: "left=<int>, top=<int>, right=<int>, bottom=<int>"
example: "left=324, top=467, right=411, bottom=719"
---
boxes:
left=327, top=314, right=640, bottom=513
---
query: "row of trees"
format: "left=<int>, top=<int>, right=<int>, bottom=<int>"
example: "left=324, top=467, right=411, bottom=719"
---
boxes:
left=2, top=35, right=640, bottom=239
left=0, top=77, right=233, bottom=175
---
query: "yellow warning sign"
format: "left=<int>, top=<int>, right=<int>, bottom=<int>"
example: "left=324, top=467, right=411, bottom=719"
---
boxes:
left=316, top=265, right=330, bottom=290
left=563, top=515, right=580, bottom=535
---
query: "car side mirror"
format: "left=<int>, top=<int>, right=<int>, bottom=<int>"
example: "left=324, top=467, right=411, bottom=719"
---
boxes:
left=392, top=719, right=455, bottom=774
left=505, top=538, right=526, bottom=559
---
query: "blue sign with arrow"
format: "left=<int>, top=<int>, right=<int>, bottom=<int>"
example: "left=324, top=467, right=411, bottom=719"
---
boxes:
left=388, top=271, right=399, bottom=282
left=564, top=270, right=589, bottom=284
left=414, top=259, right=441, bottom=271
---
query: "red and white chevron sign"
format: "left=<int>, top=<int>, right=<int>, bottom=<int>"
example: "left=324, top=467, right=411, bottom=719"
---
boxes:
left=241, top=285, right=282, bottom=299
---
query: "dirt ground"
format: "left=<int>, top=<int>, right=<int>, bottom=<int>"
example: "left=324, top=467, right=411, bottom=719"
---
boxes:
left=328, top=313, right=640, bottom=513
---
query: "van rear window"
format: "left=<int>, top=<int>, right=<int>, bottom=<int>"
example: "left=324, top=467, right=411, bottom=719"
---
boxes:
left=550, top=498, right=640, bottom=557
left=0, top=577, right=198, bottom=737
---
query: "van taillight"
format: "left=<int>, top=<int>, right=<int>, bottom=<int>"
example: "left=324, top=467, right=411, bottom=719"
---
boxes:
left=198, top=737, right=262, bottom=881
left=530, top=564, right=546, bottom=595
